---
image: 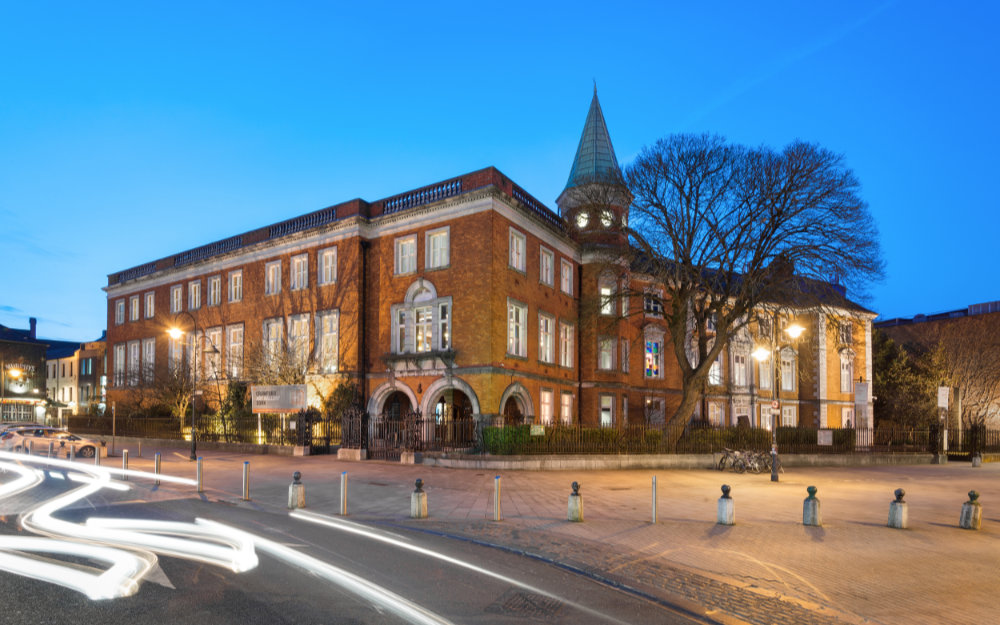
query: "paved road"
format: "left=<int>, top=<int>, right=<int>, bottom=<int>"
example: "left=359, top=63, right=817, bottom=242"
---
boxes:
left=0, top=451, right=710, bottom=624
left=5, top=446, right=998, bottom=624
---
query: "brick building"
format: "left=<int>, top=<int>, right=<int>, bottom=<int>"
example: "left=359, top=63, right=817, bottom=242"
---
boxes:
left=104, top=91, right=875, bottom=431
left=1, top=318, right=50, bottom=422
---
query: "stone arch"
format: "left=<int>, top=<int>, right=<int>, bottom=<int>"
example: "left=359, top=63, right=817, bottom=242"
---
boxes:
left=419, top=376, right=481, bottom=417
left=404, top=278, right=438, bottom=305
left=498, top=382, right=534, bottom=423
left=368, top=381, right=419, bottom=416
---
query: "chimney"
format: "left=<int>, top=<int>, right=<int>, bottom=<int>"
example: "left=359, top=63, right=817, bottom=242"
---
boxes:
left=29, top=317, right=37, bottom=340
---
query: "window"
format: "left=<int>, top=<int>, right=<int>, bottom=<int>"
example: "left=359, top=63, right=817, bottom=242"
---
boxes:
left=780, top=351, right=796, bottom=391
left=708, top=403, right=723, bottom=426
left=782, top=405, right=797, bottom=426
left=559, top=322, right=574, bottom=368
left=621, top=339, right=630, bottom=373
left=171, top=285, right=182, bottom=313
left=205, top=328, right=222, bottom=378
left=265, top=261, right=282, bottom=295
left=645, top=397, right=665, bottom=425
left=208, top=275, right=221, bottom=306
left=127, top=341, right=140, bottom=386
left=645, top=340, right=661, bottom=378
left=141, top=338, right=155, bottom=383
left=426, top=228, right=449, bottom=269
left=129, top=295, right=140, bottom=322
left=540, top=389, right=554, bottom=425
left=288, top=314, right=310, bottom=369
left=843, top=407, right=855, bottom=428
left=560, top=392, right=573, bottom=424
left=507, top=300, right=527, bottom=357
left=758, top=356, right=772, bottom=389
left=291, top=254, right=308, bottom=290
left=414, top=306, right=433, bottom=352
left=560, top=259, right=573, bottom=295
left=318, top=248, right=337, bottom=285
left=839, top=322, right=853, bottom=345
left=188, top=281, right=201, bottom=310
left=708, top=353, right=723, bottom=385
left=114, top=300, right=125, bottom=325
left=598, top=337, right=615, bottom=370
left=144, top=292, right=155, bottom=318
left=391, top=281, right=452, bottom=354
left=508, top=228, right=525, bottom=272
left=644, top=293, right=663, bottom=316
left=316, top=311, right=339, bottom=373
left=707, top=312, right=718, bottom=332
left=600, top=395, right=614, bottom=427
left=263, top=318, right=283, bottom=365
left=227, top=324, right=244, bottom=378
left=599, top=283, right=614, bottom=315
left=538, top=313, right=555, bottom=363
left=733, top=353, right=748, bottom=387
left=622, top=396, right=629, bottom=423
left=760, top=404, right=772, bottom=430
left=840, top=351, right=854, bottom=393
left=539, top=247, right=554, bottom=286
left=168, top=335, right=182, bottom=374
left=229, top=270, right=243, bottom=302
left=395, top=235, right=417, bottom=275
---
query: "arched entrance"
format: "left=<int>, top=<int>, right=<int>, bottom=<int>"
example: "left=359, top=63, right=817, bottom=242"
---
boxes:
left=383, top=390, right=412, bottom=419
left=498, top=382, right=533, bottom=425
left=503, top=396, right=526, bottom=425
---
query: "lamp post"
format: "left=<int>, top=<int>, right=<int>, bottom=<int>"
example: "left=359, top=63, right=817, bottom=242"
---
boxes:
left=167, top=312, right=218, bottom=460
left=753, top=314, right=804, bottom=482
left=1, top=365, right=24, bottom=422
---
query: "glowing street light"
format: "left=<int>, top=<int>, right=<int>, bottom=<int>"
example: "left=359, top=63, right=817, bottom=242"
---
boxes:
left=167, top=313, right=218, bottom=460
left=753, top=317, right=805, bottom=482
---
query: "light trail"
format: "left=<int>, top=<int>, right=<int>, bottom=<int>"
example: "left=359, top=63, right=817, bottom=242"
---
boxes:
left=291, top=509, right=635, bottom=625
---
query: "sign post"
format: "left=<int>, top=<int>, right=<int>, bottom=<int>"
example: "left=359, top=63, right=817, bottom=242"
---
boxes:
left=250, top=385, right=308, bottom=448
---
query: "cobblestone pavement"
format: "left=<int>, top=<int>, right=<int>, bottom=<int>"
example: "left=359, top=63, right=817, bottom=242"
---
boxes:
left=86, top=446, right=1000, bottom=625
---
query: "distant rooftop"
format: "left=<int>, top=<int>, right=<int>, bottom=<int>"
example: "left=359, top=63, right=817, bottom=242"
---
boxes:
left=874, top=300, right=1000, bottom=327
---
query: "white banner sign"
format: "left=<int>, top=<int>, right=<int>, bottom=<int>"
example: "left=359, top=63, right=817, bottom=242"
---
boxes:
left=251, top=384, right=307, bottom=414
left=937, top=386, right=950, bottom=409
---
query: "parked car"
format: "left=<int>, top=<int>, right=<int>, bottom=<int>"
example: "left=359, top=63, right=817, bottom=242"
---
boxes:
left=0, top=421, right=42, bottom=433
left=0, top=426, right=106, bottom=458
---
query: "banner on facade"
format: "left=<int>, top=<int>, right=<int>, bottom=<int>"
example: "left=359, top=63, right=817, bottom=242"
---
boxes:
left=854, top=382, right=870, bottom=429
left=937, top=386, right=950, bottom=409
left=251, top=384, right=307, bottom=414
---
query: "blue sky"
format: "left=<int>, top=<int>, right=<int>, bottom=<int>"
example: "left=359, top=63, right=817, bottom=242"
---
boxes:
left=1, top=1, right=997, bottom=341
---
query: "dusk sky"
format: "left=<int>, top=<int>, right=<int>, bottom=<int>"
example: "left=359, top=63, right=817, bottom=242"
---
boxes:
left=2, top=2, right=996, bottom=341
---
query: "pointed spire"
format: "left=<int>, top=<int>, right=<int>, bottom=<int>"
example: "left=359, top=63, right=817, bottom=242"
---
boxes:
left=563, top=87, right=621, bottom=191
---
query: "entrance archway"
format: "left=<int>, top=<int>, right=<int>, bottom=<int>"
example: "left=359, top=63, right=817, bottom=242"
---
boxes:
left=503, top=396, right=525, bottom=425
left=384, top=391, right=412, bottom=419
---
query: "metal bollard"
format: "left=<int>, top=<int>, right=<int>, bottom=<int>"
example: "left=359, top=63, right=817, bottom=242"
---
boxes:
left=411, top=478, right=428, bottom=519
left=241, top=461, right=250, bottom=501
left=94, top=448, right=101, bottom=466
left=197, top=457, right=204, bottom=493
left=122, top=450, right=129, bottom=480
left=717, top=484, right=735, bottom=525
left=888, top=488, right=908, bottom=529
left=28, top=441, right=34, bottom=455
left=493, top=475, right=502, bottom=522
left=959, top=490, right=982, bottom=530
left=567, top=481, right=583, bottom=522
left=803, top=486, right=822, bottom=527
left=47, top=442, right=53, bottom=458
left=288, top=471, right=306, bottom=509
left=652, top=475, right=658, bottom=524
left=154, top=453, right=162, bottom=486
left=137, top=441, right=142, bottom=458
left=339, top=471, right=348, bottom=515
left=70, top=445, right=75, bottom=461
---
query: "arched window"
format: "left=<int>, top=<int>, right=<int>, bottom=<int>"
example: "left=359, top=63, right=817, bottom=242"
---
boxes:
left=391, top=280, right=452, bottom=354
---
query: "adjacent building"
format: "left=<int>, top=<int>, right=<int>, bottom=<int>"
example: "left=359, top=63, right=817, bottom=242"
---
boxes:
left=104, top=92, right=875, bottom=431
left=1, top=318, right=48, bottom=422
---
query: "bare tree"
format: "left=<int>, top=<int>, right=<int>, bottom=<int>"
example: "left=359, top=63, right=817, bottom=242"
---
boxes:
left=623, top=134, right=884, bottom=446
left=931, top=317, right=1000, bottom=428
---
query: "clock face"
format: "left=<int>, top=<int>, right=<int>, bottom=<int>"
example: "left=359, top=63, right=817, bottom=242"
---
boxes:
left=601, top=210, right=613, bottom=227
left=576, top=212, right=589, bottom=228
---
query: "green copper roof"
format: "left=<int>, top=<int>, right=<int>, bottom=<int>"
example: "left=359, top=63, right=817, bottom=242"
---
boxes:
left=564, top=87, right=621, bottom=190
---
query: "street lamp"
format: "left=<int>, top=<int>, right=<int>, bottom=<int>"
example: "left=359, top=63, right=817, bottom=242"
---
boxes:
left=167, top=312, right=218, bottom=460
left=1, top=366, right=24, bottom=421
left=753, top=315, right=804, bottom=482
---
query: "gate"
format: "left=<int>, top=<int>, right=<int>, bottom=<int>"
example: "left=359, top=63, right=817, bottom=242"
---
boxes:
left=368, top=409, right=422, bottom=461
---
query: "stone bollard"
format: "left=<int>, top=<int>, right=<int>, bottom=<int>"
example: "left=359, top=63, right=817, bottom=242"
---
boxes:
left=888, top=488, right=908, bottom=529
left=411, top=479, right=428, bottom=519
left=287, top=471, right=306, bottom=509
left=971, top=453, right=982, bottom=468
left=959, top=490, right=982, bottom=530
left=717, top=485, right=735, bottom=525
left=803, top=486, right=822, bottom=527
left=567, top=481, right=584, bottom=522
